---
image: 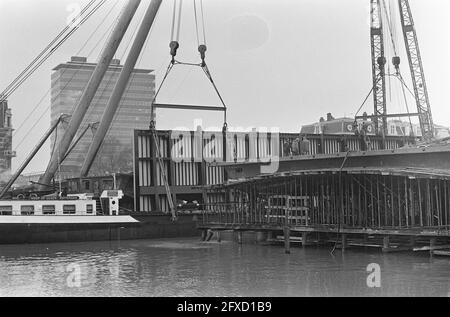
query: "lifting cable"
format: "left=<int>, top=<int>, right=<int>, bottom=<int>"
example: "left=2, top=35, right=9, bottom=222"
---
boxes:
left=0, top=0, right=107, bottom=103
left=150, top=0, right=228, bottom=130
left=13, top=0, right=119, bottom=152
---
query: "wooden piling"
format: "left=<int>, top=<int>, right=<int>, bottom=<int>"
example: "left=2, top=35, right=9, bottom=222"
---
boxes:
left=302, top=232, right=308, bottom=247
left=341, top=234, right=348, bottom=250
left=383, top=236, right=390, bottom=252
left=430, top=238, right=436, bottom=256
left=283, top=227, right=291, bottom=254
left=237, top=231, right=243, bottom=245
left=216, top=231, right=222, bottom=243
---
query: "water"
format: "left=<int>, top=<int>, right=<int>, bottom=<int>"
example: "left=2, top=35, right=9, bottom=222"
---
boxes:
left=0, top=238, right=449, bottom=297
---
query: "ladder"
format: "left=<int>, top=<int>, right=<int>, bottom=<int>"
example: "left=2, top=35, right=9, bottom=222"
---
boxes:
left=151, top=128, right=177, bottom=221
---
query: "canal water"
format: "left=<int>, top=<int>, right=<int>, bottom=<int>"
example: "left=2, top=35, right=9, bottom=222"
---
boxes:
left=0, top=237, right=449, bottom=297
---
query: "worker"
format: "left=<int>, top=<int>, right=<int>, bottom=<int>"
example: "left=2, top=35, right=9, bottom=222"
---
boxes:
left=299, top=136, right=310, bottom=155
left=291, top=138, right=300, bottom=156
left=283, top=140, right=292, bottom=157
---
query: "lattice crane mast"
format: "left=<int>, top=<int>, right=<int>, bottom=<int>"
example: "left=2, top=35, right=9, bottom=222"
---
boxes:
left=369, top=0, right=435, bottom=141
left=370, top=0, right=388, bottom=136
left=398, top=0, right=434, bottom=140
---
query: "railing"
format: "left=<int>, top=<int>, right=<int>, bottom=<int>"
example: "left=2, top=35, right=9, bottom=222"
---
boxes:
left=201, top=201, right=311, bottom=227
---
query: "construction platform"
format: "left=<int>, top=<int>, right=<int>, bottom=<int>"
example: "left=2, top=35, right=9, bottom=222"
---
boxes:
left=199, top=143, right=450, bottom=254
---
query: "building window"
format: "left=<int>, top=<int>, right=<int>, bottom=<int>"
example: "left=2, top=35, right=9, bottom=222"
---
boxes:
left=42, top=205, right=56, bottom=215
left=0, top=205, right=13, bottom=215
left=82, top=180, right=90, bottom=191
left=86, top=204, right=94, bottom=214
left=102, top=179, right=114, bottom=190
left=69, top=181, right=79, bottom=192
left=63, top=205, right=76, bottom=215
left=21, top=205, right=35, bottom=215
left=390, top=126, right=396, bottom=135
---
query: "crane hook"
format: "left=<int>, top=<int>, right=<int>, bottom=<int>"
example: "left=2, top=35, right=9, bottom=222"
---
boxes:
left=170, top=41, right=180, bottom=63
left=198, top=45, right=207, bottom=67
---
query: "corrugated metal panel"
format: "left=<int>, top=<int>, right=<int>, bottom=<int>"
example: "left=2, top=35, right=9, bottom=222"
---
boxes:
left=173, top=162, right=199, bottom=186
left=155, top=160, right=170, bottom=186
left=159, top=195, right=170, bottom=213
left=158, top=135, right=169, bottom=158
left=347, top=139, right=360, bottom=151
left=324, top=139, right=340, bottom=154
left=206, top=165, right=224, bottom=185
left=171, top=133, right=193, bottom=161
left=203, top=132, right=223, bottom=162
left=258, top=136, right=270, bottom=160
left=309, top=139, right=318, bottom=155
left=231, top=132, right=247, bottom=160
left=137, top=134, right=151, bottom=158
left=138, top=160, right=151, bottom=186
left=139, top=195, right=153, bottom=212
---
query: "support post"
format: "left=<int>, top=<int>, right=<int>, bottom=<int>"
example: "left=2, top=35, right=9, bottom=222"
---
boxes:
left=237, top=231, right=243, bottom=245
left=383, top=236, right=390, bottom=252
left=341, top=234, right=348, bottom=250
left=430, top=238, right=436, bottom=256
left=40, top=0, right=142, bottom=186
left=283, top=227, right=291, bottom=254
left=302, top=232, right=308, bottom=247
left=216, top=231, right=222, bottom=243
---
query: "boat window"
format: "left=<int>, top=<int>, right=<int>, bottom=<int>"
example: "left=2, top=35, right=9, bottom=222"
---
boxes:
left=63, top=205, right=76, bottom=215
left=42, top=205, right=56, bottom=215
left=21, top=205, right=35, bottom=215
left=0, top=205, right=13, bottom=215
left=86, top=204, right=94, bottom=214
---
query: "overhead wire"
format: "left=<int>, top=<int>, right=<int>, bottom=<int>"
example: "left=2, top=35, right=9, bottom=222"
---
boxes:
left=0, top=0, right=97, bottom=100
left=1, top=0, right=107, bottom=102
left=13, top=0, right=119, bottom=140
left=13, top=0, right=121, bottom=152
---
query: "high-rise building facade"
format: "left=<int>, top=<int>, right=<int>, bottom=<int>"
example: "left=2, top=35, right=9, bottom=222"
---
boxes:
left=0, top=100, right=14, bottom=182
left=51, top=56, right=155, bottom=178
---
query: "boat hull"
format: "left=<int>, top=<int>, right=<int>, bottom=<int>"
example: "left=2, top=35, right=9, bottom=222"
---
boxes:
left=0, top=214, right=200, bottom=245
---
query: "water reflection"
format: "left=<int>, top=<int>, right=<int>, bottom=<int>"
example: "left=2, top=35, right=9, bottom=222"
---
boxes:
left=0, top=238, right=449, bottom=297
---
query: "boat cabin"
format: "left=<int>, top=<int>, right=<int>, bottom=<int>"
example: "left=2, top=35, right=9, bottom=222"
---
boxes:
left=0, top=190, right=123, bottom=216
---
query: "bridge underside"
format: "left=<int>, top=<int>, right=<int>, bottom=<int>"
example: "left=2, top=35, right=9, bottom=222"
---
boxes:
left=199, top=146, right=450, bottom=253
left=201, top=166, right=450, bottom=245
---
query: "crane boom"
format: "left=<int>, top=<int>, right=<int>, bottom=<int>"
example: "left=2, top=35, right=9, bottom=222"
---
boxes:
left=398, top=0, right=434, bottom=140
left=370, top=0, right=388, bottom=136
left=0, top=116, right=64, bottom=198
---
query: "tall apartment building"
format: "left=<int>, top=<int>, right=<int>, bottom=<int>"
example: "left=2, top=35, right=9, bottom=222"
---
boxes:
left=0, top=100, right=14, bottom=182
left=51, top=56, right=155, bottom=178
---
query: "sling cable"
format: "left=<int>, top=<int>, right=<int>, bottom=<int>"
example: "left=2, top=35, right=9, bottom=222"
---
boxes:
left=149, top=0, right=228, bottom=221
left=150, top=0, right=228, bottom=132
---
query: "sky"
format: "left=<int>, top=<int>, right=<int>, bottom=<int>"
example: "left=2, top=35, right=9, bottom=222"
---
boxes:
left=0, top=0, right=449, bottom=173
